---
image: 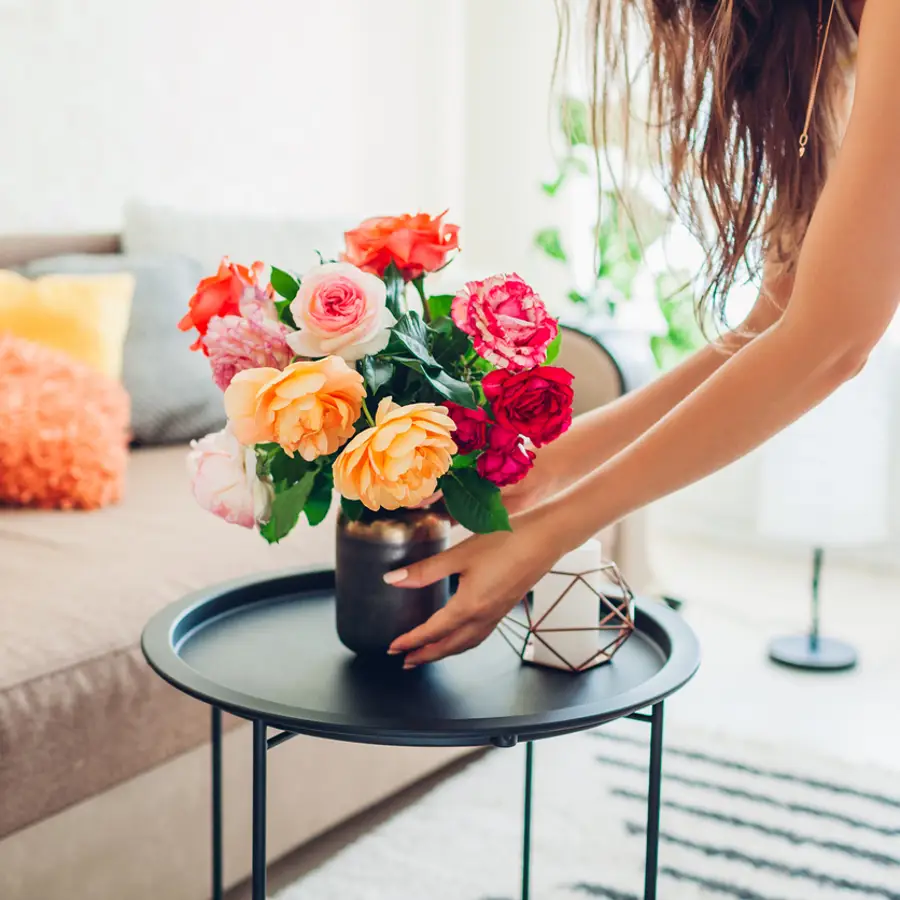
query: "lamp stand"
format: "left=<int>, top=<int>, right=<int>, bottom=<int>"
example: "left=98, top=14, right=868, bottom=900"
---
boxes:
left=768, top=547, right=858, bottom=672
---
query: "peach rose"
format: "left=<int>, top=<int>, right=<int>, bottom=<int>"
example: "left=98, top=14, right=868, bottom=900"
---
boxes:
left=343, top=212, right=460, bottom=280
left=333, top=399, right=457, bottom=511
left=287, top=262, right=395, bottom=361
left=187, top=426, right=273, bottom=528
left=224, top=356, right=365, bottom=460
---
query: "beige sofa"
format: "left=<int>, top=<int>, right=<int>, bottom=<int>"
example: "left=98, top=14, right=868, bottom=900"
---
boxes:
left=0, top=233, right=645, bottom=900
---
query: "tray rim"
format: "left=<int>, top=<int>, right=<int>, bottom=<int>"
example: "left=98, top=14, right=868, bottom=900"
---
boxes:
left=141, top=566, right=701, bottom=747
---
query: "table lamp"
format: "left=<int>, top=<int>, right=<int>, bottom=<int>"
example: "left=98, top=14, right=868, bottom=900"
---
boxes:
left=756, top=342, right=891, bottom=671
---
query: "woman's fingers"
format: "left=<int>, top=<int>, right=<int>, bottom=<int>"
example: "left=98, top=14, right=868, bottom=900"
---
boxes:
left=388, top=601, right=469, bottom=655
left=402, top=623, right=491, bottom=668
left=384, top=543, right=464, bottom=589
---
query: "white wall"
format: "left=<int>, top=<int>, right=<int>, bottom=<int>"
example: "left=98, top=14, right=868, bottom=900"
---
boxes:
left=0, top=0, right=467, bottom=231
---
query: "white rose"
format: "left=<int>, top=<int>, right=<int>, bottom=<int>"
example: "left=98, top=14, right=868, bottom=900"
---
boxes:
left=286, top=262, right=396, bottom=361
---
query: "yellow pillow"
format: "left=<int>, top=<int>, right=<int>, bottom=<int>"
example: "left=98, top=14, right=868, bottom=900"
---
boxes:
left=0, top=270, right=134, bottom=379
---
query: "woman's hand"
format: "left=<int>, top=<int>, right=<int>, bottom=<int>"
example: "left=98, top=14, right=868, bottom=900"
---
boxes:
left=386, top=508, right=573, bottom=667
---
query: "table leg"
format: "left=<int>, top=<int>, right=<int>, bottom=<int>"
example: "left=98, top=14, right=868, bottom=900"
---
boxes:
left=252, top=720, right=267, bottom=900
left=211, top=707, right=223, bottom=900
left=521, top=740, right=534, bottom=900
left=643, top=702, right=665, bottom=900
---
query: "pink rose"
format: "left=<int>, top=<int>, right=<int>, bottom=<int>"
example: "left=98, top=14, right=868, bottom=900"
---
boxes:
left=451, top=273, right=558, bottom=371
left=187, top=426, right=273, bottom=528
left=287, top=262, right=395, bottom=361
left=476, top=426, right=535, bottom=487
left=203, top=293, right=293, bottom=391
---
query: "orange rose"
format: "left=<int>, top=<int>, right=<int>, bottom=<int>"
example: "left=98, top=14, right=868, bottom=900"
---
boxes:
left=178, top=257, right=265, bottom=353
left=333, top=399, right=456, bottom=510
left=343, top=212, right=460, bottom=280
left=224, top=356, right=365, bottom=460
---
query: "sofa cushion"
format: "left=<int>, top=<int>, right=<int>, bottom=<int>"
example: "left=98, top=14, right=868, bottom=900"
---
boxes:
left=23, top=253, right=226, bottom=445
left=0, top=445, right=334, bottom=839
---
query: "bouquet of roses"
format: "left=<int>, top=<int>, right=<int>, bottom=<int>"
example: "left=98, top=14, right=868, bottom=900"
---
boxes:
left=180, top=213, right=574, bottom=542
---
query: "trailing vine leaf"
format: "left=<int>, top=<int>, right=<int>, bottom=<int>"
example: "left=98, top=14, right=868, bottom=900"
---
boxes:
left=270, top=267, right=299, bottom=301
left=340, top=497, right=365, bottom=522
left=426, top=294, right=454, bottom=321
left=535, top=228, right=567, bottom=263
left=259, top=471, right=316, bottom=543
left=543, top=330, right=563, bottom=366
left=439, top=469, right=511, bottom=534
left=304, top=468, right=334, bottom=526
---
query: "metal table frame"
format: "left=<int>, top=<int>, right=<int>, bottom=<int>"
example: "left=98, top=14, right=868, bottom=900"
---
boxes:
left=210, top=701, right=665, bottom=900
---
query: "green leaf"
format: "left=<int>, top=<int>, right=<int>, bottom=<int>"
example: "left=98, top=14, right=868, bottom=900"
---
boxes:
left=431, top=323, right=472, bottom=371
left=259, top=471, right=316, bottom=543
left=386, top=311, right=440, bottom=367
left=340, top=497, right=365, bottom=522
left=543, top=330, right=562, bottom=366
left=534, top=228, right=567, bottom=263
left=560, top=97, right=591, bottom=147
left=361, top=356, right=394, bottom=395
left=274, top=297, right=297, bottom=329
left=439, top=469, right=511, bottom=534
left=270, top=266, right=299, bottom=301
left=451, top=452, right=478, bottom=470
left=426, top=294, right=454, bottom=321
left=269, top=450, right=315, bottom=487
left=423, top=368, right=477, bottom=409
left=304, top=469, right=334, bottom=526
left=541, top=171, right=567, bottom=197
left=383, top=261, right=407, bottom=318
left=567, top=290, right=588, bottom=305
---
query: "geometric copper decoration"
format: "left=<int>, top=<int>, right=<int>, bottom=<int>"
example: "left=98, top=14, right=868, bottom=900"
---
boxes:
left=496, top=560, right=635, bottom=672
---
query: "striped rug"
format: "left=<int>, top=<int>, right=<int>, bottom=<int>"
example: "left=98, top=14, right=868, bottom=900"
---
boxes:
left=279, top=721, right=900, bottom=900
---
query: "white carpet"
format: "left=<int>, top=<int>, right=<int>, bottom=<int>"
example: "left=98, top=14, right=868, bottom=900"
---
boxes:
left=277, top=720, right=900, bottom=900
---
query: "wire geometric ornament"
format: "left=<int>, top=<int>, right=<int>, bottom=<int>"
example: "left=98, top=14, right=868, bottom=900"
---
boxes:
left=497, top=560, right=636, bottom=673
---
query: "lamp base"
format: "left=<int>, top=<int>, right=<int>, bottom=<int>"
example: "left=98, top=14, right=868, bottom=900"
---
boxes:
left=768, top=635, right=858, bottom=672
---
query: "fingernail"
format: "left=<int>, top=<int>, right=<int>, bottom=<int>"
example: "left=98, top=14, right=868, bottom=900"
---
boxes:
left=383, top=568, right=408, bottom=585
left=386, top=648, right=402, bottom=656
left=403, top=661, right=418, bottom=670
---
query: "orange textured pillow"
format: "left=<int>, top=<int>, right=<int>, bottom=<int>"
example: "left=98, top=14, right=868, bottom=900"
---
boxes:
left=0, top=334, right=130, bottom=510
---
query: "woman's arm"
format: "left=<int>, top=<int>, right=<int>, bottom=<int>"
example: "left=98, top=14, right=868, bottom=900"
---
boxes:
left=388, top=0, right=900, bottom=666
left=505, top=272, right=790, bottom=509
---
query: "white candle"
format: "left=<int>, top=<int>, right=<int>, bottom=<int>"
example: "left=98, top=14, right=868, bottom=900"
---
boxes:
left=525, top=539, right=610, bottom=671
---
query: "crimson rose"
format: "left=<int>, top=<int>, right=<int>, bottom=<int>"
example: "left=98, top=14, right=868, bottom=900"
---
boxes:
left=482, top=366, right=574, bottom=447
left=445, top=402, right=490, bottom=454
left=476, top=426, right=535, bottom=487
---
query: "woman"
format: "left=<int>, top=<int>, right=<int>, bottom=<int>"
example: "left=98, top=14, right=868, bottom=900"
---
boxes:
left=388, top=0, right=898, bottom=668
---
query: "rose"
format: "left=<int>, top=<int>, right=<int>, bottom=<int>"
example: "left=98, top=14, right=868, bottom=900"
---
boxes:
left=451, top=273, right=558, bottom=371
left=333, top=399, right=456, bottom=510
left=224, top=356, right=365, bottom=460
left=444, top=402, right=490, bottom=454
left=187, top=426, right=273, bottom=528
left=482, top=366, right=574, bottom=447
left=343, top=212, right=460, bottom=280
left=203, top=293, right=293, bottom=390
left=179, top=257, right=266, bottom=353
left=476, top=426, right=535, bottom=488
left=286, top=262, right=395, bottom=361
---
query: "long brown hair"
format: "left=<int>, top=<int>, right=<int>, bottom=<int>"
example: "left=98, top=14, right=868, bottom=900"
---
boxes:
left=557, top=0, right=856, bottom=326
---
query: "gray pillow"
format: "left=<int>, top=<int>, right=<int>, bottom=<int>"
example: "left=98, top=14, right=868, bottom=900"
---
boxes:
left=23, top=253, right=226, bottom=445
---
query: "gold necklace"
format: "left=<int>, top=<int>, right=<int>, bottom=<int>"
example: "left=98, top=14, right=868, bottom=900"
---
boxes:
left=799, top=0, right=839, bottom=158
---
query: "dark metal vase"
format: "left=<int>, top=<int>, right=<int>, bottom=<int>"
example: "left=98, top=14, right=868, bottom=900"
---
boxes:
left=335, top=507, right=451, bottom=656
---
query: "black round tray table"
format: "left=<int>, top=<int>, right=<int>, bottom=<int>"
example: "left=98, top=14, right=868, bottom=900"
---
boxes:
left=142, top=567, right=700, bottom=900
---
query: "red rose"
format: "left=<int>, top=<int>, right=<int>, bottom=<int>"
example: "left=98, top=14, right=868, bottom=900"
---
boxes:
left=482, top=367, right=574, bottom=447
left=178, top=257, right=265, bottom=354
left=451, top=273, right=558, bottom=371
left=343, top=212, right=460, bottom=280
left=445, top=403, right=490, bottom=454
left=476, top=426, right=535, bottom=487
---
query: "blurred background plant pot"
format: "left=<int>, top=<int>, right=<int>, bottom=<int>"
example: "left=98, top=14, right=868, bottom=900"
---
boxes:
left=335, top=506, right=452, bottom=656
